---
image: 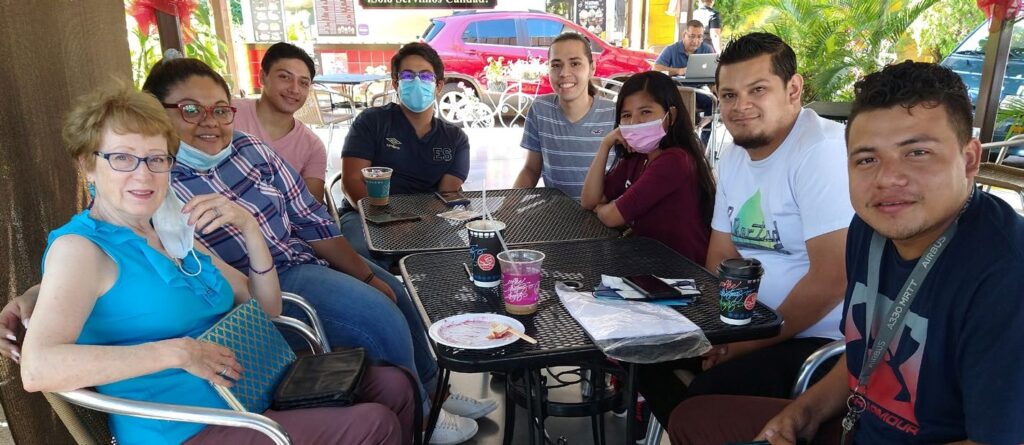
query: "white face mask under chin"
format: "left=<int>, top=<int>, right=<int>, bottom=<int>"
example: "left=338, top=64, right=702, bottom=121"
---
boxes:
left=152, top=188, right=202, bottom=276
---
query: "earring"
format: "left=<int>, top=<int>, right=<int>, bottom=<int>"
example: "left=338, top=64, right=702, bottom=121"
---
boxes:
left=86, top=181, right=96, bottom=198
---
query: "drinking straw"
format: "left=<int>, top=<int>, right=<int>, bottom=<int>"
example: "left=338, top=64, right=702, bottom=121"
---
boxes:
left=481, top=183, right=509, bottom=252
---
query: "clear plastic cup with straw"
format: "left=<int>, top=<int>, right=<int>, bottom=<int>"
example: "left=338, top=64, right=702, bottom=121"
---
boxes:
left=497, top=249, right=544, bottom=315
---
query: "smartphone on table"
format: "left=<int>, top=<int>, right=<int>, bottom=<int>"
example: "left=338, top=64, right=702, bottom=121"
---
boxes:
left=365, top=212, right=422, bottom=226
left=435, top=190, right=470, bottom=207
left=622, top=274, right=684, bottom=300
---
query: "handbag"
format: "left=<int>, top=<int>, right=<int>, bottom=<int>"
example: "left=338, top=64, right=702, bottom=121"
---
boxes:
left=271, top=347, right=367, bottom=410
left=197, top=299, right=296, bottom=413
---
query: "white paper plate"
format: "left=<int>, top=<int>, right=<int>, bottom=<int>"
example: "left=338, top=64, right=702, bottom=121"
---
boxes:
left=428, top=313, right=526, bottom=350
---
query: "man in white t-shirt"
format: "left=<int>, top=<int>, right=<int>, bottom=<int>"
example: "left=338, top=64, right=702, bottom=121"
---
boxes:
left=637, top=32, right=853, bottom=426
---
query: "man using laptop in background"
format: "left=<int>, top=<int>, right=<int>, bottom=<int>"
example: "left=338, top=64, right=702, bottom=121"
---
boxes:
left=653, top=20, right=714, bottom=76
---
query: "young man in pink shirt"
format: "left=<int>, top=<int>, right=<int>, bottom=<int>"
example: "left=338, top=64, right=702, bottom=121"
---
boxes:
left=233, top=42, right=328, bottom=203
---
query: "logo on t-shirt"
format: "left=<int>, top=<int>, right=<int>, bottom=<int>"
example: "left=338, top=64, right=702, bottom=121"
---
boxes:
left=591, top=129, right=605, bottom=135
left=432, top=147, right=453, bottom=162
left=728, top=189, right=790, bottom=254
left=386, top=138, right=402, bottom=150
left=845, top=282, right=927, bottom=436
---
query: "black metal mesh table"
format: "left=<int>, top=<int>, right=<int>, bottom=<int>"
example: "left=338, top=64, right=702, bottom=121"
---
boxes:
left=359, top=187, right=618, bottom=254
left=402, top=237, right=783, bottom=444
left=400, top=237, right=782, bottom=373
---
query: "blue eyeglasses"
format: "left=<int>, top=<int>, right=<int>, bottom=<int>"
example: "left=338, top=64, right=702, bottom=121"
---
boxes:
left=397, top=70, right=437, bottom=83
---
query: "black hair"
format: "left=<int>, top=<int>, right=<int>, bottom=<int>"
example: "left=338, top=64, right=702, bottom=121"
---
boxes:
left=142, top=57, right=231, bottom=102
left=715, top=32, right=797, bottom=86
left=261, top=42, right=316, bottom=79
left=390, top=42, right=445, bottom=82
left=613, top=71, right=716, bottom=225
left=848, top=60, right=973, bottom=145
left=548, top=32, right=598, bottom=96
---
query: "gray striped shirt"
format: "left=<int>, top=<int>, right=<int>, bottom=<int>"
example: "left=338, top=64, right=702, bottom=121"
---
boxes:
left=521, top=94, right=616, bottom=199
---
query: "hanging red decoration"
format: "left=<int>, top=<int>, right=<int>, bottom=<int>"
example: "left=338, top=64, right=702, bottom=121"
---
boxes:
left=128, top=0, right=200, bottom=44
left=978, top=0, right=1024, bottom=31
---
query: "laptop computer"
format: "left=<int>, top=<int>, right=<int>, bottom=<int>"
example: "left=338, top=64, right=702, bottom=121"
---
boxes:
left=685, top=53, right=718, bottom=79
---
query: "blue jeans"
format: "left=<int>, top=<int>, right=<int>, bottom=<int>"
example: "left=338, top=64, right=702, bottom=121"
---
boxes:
left=278, top=261, right=438, bottom=397
left=339, top=207, right=396, bottom=269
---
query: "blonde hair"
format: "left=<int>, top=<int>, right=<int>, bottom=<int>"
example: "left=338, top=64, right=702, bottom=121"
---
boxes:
left=63, top=86, right=178, bottom=169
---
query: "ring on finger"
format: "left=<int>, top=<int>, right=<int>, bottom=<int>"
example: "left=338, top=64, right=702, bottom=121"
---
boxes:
left=213, top=207, right=223, bottom=218
left=217, top=366, right=228, bottom=377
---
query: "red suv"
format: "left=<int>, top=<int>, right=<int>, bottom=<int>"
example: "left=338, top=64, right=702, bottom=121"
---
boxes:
left=422, top=10, right=656, bottom=100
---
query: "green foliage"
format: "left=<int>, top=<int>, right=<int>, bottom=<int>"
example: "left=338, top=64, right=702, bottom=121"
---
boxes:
left=231, top=0, right=243, bottom=25
left=725, top=0, right=940, bottom=101
left=546, top=0, right=572, bottom=20
left=126, top=0, right=233, bottom=90
left=912, top=0, right=984, bottom=61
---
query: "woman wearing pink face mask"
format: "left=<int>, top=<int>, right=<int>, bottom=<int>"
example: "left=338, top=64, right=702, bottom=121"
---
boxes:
left=581, top=71, right=716, bottom=264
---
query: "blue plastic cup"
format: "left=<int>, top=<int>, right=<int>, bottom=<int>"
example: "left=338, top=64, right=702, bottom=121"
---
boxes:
left=361, top=167, right=393, bottom=206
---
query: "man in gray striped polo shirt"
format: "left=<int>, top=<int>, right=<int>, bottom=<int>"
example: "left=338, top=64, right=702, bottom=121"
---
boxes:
left=514, top=32, right=616, bottom=200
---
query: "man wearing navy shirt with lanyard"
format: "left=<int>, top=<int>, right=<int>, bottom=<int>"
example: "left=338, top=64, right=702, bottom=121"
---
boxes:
left=668, top=61, right=1024, bottom=445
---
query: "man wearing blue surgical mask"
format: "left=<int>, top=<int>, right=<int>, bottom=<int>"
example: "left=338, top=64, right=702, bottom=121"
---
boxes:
left=340, top=42, right=484, bottom=444
left=340, top=43, right=471, bottom=260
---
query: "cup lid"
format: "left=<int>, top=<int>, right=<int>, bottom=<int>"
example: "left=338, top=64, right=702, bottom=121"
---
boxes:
left=466, top=219, right=506, bottom=232
left=496, top=249, right=544, bottom=263
left=718, top=257, right=763, bottom=278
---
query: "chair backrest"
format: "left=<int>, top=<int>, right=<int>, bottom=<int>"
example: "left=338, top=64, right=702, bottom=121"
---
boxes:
left=0, top=358, right=99, bottom=444
left=44, top=392, right=112, bottom=444
left=325, top=171, right=344, bottom=228
left=293, top=90, right=325, bottom=127
left=981, top=133, right=1024, bottom=164
left=676, top=86, right=698, bottom=122
left=791, top=339, right=846, bottom=398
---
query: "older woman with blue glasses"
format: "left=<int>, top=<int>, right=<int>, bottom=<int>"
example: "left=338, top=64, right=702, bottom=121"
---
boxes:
left=17, top=86, right=413, bottom=444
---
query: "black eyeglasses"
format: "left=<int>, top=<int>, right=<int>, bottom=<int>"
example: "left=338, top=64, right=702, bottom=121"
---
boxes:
left=94, top=152, right=176, bottom=173
left=162, top=103, right=237, bottom=125
left=397, top=70, right=437, bottom=83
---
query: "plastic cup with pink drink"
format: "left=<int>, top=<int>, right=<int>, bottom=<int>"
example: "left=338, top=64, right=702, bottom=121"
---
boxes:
left=496, top=249, right=545, bottom=315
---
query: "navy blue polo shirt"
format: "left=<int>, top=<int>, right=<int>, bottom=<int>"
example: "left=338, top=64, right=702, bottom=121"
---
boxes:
left=342, top=103, right=470, bottom=196
left=655, top=42, right=714, bottom=69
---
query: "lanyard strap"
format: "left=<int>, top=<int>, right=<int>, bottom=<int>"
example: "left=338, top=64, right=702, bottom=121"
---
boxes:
left=857, top=221, right=956, bottom=388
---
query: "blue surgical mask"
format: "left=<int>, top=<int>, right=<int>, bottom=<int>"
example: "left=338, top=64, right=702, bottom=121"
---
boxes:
left=399, top=78, right=436, bottom=113
left=176, top=140, right=232, bottom=172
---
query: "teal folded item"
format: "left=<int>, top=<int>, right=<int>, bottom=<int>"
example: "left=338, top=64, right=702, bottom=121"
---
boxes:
left=198, top=299, right=297, bottom=412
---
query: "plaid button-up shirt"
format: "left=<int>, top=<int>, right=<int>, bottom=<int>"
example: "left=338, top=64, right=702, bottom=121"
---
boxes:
left=171, top=131, right=339, bottom=274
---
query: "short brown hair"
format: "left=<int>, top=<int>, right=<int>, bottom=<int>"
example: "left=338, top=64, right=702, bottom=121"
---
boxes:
left=63, top=86, right=178, bottom=169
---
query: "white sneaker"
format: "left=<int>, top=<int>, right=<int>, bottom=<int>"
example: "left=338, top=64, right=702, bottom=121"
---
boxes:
left=442, top=392, right=498, bottom=419
left=429, top=409, right=478, bottom=445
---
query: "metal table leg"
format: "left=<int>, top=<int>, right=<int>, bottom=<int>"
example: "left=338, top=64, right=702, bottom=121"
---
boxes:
left=423, top=368, right=450, bottom=444
left=625, top=363, right=638, bottom=444
left=524, top=370, right=537, bottom=445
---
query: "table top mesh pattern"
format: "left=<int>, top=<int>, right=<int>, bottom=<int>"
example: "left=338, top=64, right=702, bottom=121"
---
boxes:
left=400, top=237, right=782, bottom=372
left=359, top=188, right=618, bottom=254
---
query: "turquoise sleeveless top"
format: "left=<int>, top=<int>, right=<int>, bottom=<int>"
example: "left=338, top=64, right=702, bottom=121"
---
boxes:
left=44, top=211, right=234, bottom=444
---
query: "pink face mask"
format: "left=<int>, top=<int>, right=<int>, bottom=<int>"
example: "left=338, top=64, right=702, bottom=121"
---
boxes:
left=620, top=114, right=668, bottom=154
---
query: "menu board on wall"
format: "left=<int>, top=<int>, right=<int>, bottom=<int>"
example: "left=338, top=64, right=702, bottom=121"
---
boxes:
left=251, top=0, right=286, bottom=42
left=315, top=0, right=358, bottom=36
left=576, top=0, right=606, bottom=37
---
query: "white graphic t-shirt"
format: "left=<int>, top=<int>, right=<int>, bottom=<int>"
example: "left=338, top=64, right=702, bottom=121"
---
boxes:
left=711, top=108, right=853, bottom=339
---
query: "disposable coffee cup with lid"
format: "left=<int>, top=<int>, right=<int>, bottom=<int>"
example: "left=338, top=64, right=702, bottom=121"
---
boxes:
left=717, top=258, right=764, bottom=325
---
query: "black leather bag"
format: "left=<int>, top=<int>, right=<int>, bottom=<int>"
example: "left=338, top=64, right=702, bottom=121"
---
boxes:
left=271, top=348, right=367, bottom=410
